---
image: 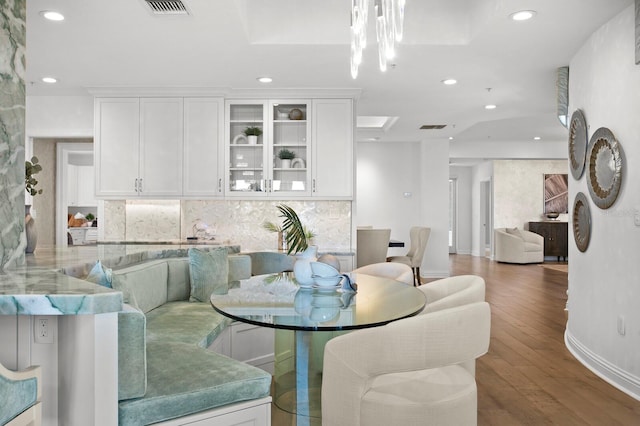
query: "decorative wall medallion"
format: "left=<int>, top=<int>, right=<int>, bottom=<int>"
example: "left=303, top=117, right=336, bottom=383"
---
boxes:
left=586, top=127, right=623, bottom=209
left=572, top=192, right=591, bottom=252
left=568, top=109, right=588, bottom=180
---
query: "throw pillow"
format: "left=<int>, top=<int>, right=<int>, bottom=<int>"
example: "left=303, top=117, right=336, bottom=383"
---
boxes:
left=188, top=248, right=229, bottom=302
left=86, top=260, right=113, bottom=288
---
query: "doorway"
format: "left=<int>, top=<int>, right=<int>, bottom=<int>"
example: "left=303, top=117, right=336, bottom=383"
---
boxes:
left=449, top=178, right=457, bottom=254
left=480, top=179, right=492, bottom=258
left=56, top=143, right=96, bottom=246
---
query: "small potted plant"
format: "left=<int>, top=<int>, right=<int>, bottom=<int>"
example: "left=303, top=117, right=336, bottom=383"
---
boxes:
left=243, top=126, right=263, bottom=145
left=277, top=149, right=296, bottom=168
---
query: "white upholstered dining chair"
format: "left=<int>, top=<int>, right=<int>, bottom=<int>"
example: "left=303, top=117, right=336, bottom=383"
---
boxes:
left=418, top=274, right=486, bottom=314
left=356, top=228, right=391, bottom=268
left=387, top=226, right=431, bottom=286
left=352, top=262, right=414, bottom=286
left=322, top=301, right=491, bottom=426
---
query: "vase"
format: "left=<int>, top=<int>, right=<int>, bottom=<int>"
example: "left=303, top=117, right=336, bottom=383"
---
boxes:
left=281, top=159, right=291, bottom=169
left=247, top=135, right=258, bottom=145
left=25, top=205, right=38, bottom=254
left=293, top=245, right=318, bottom=287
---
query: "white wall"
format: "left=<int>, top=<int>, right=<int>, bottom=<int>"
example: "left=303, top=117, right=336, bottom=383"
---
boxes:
left=356, top=141, right=449, bottom=278
left=26, top=95, right=94, bottom=138
left=566, top=4, right=640, bottom=399
left=493, top=159, right=568, bottom=229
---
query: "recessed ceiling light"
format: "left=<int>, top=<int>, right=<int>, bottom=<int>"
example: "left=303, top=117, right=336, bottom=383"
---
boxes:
left=449, top=136, right=454, bottom=140
left=484, top=104, right=497, bottom=110
left=510, top=10, right=536, bottom=21
left=442, top=79, right=457, bottom=85
left=40, top=10, right=65, bottom=21
left=257, top=77, right=272, bottom=83
left=534, top=136, right=541, bottom=140
left=42, top=77, right=57, bottom=84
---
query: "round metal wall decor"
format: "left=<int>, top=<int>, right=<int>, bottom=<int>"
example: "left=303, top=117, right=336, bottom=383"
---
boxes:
left=572, top=192, right=591, bottom=252
left=586, top=127, right=623, bottom=209
left=568, top=109, right=588, bottom=180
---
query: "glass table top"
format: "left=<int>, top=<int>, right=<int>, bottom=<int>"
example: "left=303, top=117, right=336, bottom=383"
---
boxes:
left=211, top=272, right=427, bottom=331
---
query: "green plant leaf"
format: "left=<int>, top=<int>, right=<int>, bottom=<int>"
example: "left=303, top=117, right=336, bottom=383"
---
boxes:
left=276, top=204, right=309, bottom=255
left=262, top=221, right=282, bottom=233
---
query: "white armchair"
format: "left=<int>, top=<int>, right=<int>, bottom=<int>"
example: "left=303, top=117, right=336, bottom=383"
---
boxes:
left=494, top=227, right=544, bottom=264
left=322, top=302, right=491, bottom=426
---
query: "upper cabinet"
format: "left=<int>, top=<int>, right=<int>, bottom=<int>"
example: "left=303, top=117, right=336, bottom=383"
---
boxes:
left=95, top=93, right=354, bottom=200
left=312, top=99, right=353, bottom=198
left=139, top=98, right=183, bottom=197
left=183, top=98, right=224, bottom=197
left=225, top=100, right=311, bottom=197
left=95, top=98, right=140, bottom=198
left=95, top=97, right=224, bottom=199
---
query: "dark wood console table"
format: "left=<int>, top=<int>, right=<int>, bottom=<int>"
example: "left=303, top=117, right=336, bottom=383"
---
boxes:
left=528, top=221, right=568, bottom=261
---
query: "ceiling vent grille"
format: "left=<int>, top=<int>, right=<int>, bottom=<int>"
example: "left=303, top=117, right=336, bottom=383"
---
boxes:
left=420, top=124, right=447, bottom=130
left=145, top=0, right=189, bottom=15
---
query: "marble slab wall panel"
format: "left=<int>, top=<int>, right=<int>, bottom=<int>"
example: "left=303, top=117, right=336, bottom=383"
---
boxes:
left=101, top=199, right=351, bottom=250
left=0, top=0, right=26, bottom=270
left=103, top=200, right=126, bottom=241
left=125, top=200, right=181, bottom=241
left=181, top=200, right=352, bottom=251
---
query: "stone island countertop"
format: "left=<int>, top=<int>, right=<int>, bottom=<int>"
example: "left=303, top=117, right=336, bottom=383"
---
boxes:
left=0, top=244, right=239, bottom=315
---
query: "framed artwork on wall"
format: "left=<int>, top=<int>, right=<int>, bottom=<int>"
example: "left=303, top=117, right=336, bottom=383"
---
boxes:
left=544, top=174, right=569, bottom=214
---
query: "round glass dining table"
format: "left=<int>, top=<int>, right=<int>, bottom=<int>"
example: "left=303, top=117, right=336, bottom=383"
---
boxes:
left=211, top=272, right=426, bottom=424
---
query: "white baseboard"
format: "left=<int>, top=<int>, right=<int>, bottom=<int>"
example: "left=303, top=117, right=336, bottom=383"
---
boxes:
left=565, top=330, right=640, bottom=401
left=420, top=270, right=450, bottom=279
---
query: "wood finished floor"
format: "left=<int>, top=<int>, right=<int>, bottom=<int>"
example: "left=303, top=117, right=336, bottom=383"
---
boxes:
left=272, top=255, right=640, bottom=425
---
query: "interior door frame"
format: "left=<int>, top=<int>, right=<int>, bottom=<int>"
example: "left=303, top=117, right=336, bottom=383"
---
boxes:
left=56, top=143, right=93, bottom=246
left=449, top=178, right=457, bottom=254
left=479, top=179, right=493, bottom=258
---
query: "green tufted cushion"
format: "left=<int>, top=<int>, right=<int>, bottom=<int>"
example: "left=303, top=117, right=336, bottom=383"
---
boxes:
left=118, top=304, right=147, bottom=400
left=188, top=248, right=229, bottom=302
left=145, top=302, right=231, bottom=348
left=118, top=341, right=271, bottom=426
left=0, top=375, right=37, bottom=425
left=112, top=261, right=169, bottom=314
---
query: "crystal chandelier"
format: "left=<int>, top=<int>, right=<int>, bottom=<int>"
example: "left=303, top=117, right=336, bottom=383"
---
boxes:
left=350, top=0, right=405, bottom=79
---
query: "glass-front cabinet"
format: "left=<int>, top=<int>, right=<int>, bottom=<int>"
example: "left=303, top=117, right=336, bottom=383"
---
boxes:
left=225, top=99, right=311, bottom=197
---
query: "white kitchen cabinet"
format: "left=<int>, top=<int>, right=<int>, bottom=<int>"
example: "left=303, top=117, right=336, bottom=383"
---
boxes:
left=183, top=98, right=224, bottom=197
left=225, top=99, right=312, bottom=198
left=139, top=98, right=184, bottom=197
left=312, top=99, right=354, bottom=198
left=95, top=97, right=183, bottom=198
left=95, top=98, right=140, bottom=198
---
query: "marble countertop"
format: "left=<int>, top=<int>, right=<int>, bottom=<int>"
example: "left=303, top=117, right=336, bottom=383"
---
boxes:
left=0, top=243, right=351, bottom=316
left=0, top=243, right=237, bottom=316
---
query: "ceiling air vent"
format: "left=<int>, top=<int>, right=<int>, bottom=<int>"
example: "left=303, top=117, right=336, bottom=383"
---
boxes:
left=419, top=125, right=447, bottom=130
left=145, top=0, right=189, bottom=15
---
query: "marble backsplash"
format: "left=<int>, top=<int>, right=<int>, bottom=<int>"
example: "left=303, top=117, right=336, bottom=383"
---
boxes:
left=103, top=200, right=352, bottom=251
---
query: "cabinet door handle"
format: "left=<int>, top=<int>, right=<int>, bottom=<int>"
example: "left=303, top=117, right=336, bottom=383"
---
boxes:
left=135, top=178, right=139, bottom=192
left=218, top=178, right=222, bottom=193
left=312, top=179, right=316, bottom=192
left=139, top=178, right=143, bottom=193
